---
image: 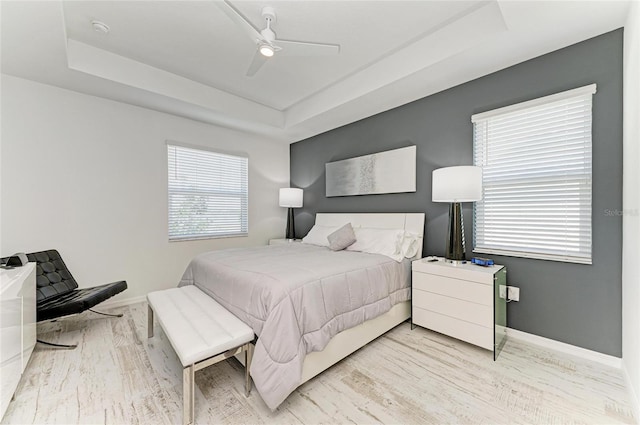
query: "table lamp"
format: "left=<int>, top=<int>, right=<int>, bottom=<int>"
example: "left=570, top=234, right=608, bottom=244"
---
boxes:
left=432, top=166, right=482, bottom=263
left=279, top=188, right=303, bottom=240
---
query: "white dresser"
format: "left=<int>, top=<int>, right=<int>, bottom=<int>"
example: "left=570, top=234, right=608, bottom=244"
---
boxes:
left=411, top=258, right=506, bottom=359
left=1, top=263, right=36, bottom=420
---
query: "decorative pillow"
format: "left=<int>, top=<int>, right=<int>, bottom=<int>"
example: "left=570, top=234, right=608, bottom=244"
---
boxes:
left=346, top=227, right=405, bottom=262
left=401, top=232, right=421, bottom=259
left=301, top=225, right=339, bottom=247
left=327, top=223, right=357, bottom=251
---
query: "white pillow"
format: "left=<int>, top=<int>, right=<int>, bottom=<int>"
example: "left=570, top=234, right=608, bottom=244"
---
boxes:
left=346, top=227, right=405, bottom=262
left=301, top=225, right=340, bottom=247
left=401, top=232, right=421, bottom=259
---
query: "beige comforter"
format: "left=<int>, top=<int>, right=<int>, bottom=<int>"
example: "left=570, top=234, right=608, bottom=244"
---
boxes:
left=178, top=243, right=410, bottom=409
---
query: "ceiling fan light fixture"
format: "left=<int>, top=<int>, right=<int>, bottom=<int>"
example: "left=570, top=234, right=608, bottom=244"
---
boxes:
left=259, top=43, right=275, bottom=58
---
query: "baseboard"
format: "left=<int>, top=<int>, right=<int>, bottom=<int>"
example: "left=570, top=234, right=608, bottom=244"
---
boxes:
left=505, top=328, right=622, bottom=369
left=622, top=361, right=640, bottom=424
left=99, top=295, right=147, bottom=310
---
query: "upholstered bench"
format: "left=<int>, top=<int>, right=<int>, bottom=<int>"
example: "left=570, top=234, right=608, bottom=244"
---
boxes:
left=147, top=285, right=254, bottom=425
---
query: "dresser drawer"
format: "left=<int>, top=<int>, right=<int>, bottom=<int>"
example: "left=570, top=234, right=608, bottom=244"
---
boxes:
left=412, top=289, right=493, bottom=326
left=413, top=307, right=493, bottom=350
left=412, top=272, right=492, bottom=306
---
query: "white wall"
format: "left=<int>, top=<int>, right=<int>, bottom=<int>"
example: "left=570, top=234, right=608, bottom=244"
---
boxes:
left=623, top=1, right=640, bottom=420
left=0, top=75, right=290, bottom=304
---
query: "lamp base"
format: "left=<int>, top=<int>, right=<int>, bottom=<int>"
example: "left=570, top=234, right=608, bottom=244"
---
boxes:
left=285, top=207, right=295, bottom=240
left=444, top=258, right=467, bottom=265
left=445, top=202, right=466, bottom=262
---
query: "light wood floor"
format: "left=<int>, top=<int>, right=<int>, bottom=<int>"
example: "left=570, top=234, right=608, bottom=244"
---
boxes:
left=2, top=302, right=636, bottom=425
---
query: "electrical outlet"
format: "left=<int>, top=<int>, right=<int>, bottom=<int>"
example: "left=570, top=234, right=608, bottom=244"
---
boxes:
left=507, top=286, right=520, bottom=302
left=499, top=285, right=507, bottom=299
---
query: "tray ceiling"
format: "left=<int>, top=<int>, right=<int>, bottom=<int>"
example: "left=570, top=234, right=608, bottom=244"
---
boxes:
left=1, top=1, right=630, bottom=143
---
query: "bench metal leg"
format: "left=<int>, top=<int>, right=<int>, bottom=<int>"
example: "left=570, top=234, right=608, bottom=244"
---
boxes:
left=244, top=343, right=253, bottom=397
left=183, top=364, right=195, bottom=425
left=148, top=305, right=154, bottom=338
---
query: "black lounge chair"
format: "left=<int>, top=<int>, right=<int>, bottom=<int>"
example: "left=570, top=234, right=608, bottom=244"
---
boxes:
left=27, top=249, right=127, bottom=348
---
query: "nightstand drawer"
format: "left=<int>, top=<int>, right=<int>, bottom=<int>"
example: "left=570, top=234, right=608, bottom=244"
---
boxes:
left=412, top=272, right=492, bottom=306
left=411, top=259, right=499, bottom=284
left=412, top=289, right=492, bottom=326
left=413, top=307, right=493, bottom=350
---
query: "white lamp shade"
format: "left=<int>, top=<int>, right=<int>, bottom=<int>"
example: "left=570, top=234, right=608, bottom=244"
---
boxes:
left=279, top=188, right=303, bottom=208
left=432, top=166, right=482, bottom=202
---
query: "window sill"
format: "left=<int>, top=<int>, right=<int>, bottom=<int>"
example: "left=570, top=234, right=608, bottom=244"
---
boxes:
left=472, top=248, right=592, bottom=265
left=169, top=233, right=248, bottom=242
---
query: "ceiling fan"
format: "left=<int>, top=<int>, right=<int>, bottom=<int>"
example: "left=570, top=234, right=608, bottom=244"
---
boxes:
left=216, top=1, right=341, bottom=77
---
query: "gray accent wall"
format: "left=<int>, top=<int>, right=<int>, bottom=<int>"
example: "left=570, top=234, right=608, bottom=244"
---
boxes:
left=290, top=29, right=623, bottom=356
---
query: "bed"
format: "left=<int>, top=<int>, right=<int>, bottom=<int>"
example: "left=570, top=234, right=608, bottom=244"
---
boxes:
left=178, top=213, right=424, bottom=409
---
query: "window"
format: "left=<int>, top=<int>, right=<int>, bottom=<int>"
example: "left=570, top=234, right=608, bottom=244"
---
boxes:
left=472, top=84, right=595, bottom=264
left=167, top=143, right=248, bottom=241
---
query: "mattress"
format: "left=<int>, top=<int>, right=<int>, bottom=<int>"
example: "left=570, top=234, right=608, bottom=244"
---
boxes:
left=178, top=243, right=410, bottom=409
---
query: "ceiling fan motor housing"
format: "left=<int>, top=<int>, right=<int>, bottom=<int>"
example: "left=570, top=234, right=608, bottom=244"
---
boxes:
left=261, top=27, right=276, bottom=43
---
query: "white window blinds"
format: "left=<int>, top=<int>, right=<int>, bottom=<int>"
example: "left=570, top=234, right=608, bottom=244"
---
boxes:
left=472, top=84, right=595, bottom=264
left=167, top=143, right=248, bottom=241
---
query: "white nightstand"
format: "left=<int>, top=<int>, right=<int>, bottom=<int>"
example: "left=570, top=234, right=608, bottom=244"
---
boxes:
left=411, top=258, right=507, bottom=359
left=269, top=238, right=302, bottom=245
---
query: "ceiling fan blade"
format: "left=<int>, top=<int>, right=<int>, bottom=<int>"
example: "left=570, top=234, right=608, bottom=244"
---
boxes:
left=246, top=50, right=269, bottom=77
left=216, top=0, right=263, bottom=43
left=275, top=40, right=340, bottom=57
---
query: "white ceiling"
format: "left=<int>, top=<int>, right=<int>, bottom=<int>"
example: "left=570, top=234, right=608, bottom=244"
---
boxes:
left=1, top=1, right=631, bottom=144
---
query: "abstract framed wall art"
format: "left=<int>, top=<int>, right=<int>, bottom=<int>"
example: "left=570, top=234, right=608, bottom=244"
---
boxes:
left=325, top=146, right=416, bottom=197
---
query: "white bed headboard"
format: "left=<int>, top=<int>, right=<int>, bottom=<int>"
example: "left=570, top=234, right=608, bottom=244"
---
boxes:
left=314, top=213, right=425, bottom=258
